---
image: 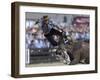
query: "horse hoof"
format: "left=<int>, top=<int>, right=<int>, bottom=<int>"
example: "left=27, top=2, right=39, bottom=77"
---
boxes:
left=63, top=60, right=70, bottom=65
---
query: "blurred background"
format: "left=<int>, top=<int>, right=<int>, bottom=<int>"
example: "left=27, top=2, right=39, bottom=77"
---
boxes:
left=25, top=12, right=90, bottom=49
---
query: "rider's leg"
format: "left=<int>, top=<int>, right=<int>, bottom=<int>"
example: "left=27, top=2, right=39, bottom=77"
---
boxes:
left=50, top=28, right=62, bottom=36
left=44, top=34, right=58, bottom=46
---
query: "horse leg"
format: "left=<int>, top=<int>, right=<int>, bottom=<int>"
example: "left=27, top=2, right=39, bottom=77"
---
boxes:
left=70, top=51, right=80, bottom=65
left=62, top=49, right=71, bottom=64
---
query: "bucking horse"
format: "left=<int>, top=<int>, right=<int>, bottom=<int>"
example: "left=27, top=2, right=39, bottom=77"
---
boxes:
left=56, top=32, right=89, bottom=65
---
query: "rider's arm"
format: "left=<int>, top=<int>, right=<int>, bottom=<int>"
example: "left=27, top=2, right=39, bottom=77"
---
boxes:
left=35, top=19, right=41, bottom=25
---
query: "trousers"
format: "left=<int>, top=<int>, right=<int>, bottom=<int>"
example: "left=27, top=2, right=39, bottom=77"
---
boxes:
left=44, top=28, right=62, bottom=46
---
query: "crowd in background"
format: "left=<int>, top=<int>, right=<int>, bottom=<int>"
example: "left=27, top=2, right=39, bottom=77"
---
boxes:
left=25, top=15, right=90, bottom=49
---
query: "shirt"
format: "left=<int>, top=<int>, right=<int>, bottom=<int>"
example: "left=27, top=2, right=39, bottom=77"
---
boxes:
left=38, top=19, right=59, bottom=34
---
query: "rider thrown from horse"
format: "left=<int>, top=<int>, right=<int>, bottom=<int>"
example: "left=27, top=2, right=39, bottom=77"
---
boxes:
left=35, top=15, right=63, bottom=46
